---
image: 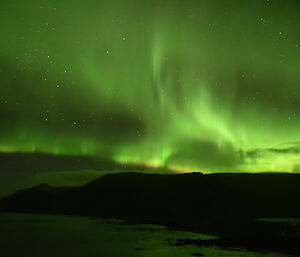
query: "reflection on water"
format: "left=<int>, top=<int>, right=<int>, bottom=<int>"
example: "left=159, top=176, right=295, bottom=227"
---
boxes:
left=0, top=213, right=290, bottom=257
left=258, top=218, right=300, bottom=226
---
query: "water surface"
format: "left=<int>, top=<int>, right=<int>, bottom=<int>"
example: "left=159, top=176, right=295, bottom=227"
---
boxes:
left=0, top=213, right=290, bottom=257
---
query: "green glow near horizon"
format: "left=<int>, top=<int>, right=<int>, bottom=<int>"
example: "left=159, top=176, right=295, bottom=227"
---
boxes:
left=1, top=0, right=300, bottom=173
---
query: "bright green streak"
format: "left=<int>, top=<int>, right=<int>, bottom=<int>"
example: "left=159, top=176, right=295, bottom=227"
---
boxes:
left=1, top=0, right=300, bottom=173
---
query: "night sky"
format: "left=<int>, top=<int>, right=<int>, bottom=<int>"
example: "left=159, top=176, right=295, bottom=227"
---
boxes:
left=1, top=0, right=300, bottom=185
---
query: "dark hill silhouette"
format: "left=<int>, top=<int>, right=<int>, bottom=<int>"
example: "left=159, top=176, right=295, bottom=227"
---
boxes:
left=1, top=172, right=300, bottom=219
left=1, top=172, right=300, bottom=255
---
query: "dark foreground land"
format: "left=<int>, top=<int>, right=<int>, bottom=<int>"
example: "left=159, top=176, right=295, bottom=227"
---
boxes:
left=1, top=172, right=300, bottom=256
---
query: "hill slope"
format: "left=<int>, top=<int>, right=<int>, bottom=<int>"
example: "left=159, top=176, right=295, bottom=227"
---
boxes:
left=1, top=172, right=300, bottom=220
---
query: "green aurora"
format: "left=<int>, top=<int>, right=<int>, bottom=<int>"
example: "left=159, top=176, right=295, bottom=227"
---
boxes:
left=1, top=0, right=300, bottom=173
